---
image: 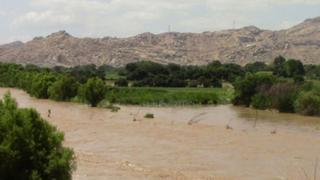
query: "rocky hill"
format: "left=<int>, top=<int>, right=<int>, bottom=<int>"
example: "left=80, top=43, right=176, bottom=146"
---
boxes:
left=1, top=17, right=320, bottom=67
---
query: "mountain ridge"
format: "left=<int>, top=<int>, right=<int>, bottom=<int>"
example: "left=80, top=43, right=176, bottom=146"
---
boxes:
left=1, top=16, right=320, bottom=67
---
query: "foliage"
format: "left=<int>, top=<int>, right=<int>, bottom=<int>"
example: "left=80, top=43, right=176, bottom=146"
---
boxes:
left=284, top=59, right=305, bottom=77
left=0, top=93, right=75, bottom=180
left=244, top=62, right=268, bottom=73
left=144, top=113, right=154, bottom=119
left=125, top=61, right=244, bottom=87
left=114, top=78, right=129, bottom=87
left=30, top=73, right=57, bottom=99
left=232, top=72, right=276, bottom=106
left=48, top=76, right=79, bottom=101
left=272, top=56, right=305, bottom=78
left=266, top=82, right=299, bottom=113
left=272, top=55, right=286, bottom=76
left=79, top=78, right=107, bottom=107
left=251, top=93, right=271, bottom=110
left=105, top=87, right=233, bottom=105
left=295, top=91, right=320, bottom=116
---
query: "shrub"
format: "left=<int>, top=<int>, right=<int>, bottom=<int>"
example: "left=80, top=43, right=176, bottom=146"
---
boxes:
left=30, top=74, right=57, bottom=99
left=114, top=78, right=129, bottom=87
left=232, top=73, right=275, bottom=106
left=188, top=80, right=199, bottom=88
left=79, top=78, right=107, bottom=107
left=144, top=113, right=154, bottom=119
left=48, top=76, right=79, bottom=101
left=212, top=78, right=223, bottom=88
left=295, top=91, right=320, bottom=116
left=0, top=93, right=75, bottom=179
left=251, top=93, right=271, bottom=110
left=266, top=82, right=299, bottom=113
left=293, top=75, right=304, bottom=84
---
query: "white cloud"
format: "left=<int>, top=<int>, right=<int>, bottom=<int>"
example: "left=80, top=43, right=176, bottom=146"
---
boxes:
left=12, top=11, right=73, bottom=27
left=0, top=11, right=6, bottom=17
left=3, top=0, right=320, bottom=43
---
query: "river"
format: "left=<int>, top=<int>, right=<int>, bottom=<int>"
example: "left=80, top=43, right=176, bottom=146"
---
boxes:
left=1, top=88, right=320, bottom=180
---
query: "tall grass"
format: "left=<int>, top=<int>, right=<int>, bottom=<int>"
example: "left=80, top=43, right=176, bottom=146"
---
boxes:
left=104, top=87, right=234, bottom=106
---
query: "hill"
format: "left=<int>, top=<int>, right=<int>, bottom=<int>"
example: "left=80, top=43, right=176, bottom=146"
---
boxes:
left=1, top=17, right=320, bottom=67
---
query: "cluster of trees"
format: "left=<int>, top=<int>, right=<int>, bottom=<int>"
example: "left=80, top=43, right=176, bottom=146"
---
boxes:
left=0, top=63, right=108, bottom=107
left=1, top=55, right=320, bottom=116
left=233, top=56, right=320, bottom=116
left=0, top=93, right=75, bottom=179
left=122, top=57, right=310, bottom=88
left=124, top=61, right=244, bottom=88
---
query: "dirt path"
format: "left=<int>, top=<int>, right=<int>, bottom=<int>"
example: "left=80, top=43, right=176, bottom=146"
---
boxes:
left=1, top=88, right=320, bottom=180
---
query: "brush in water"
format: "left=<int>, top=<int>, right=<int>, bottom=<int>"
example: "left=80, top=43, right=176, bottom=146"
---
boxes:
left=226, top=125, right=233, bottom=130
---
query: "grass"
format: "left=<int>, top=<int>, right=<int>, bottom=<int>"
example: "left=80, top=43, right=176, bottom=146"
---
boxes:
left=104, top=87, right=234, bottom=106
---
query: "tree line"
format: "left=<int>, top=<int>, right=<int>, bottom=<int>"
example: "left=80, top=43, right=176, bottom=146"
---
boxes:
left=1, top=56, right=320, bottom=115
left=0, top=63, right=108, bottom=107
left=232, top=56, right=320, bottom=116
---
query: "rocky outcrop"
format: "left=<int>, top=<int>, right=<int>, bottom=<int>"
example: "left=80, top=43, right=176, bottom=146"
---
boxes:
left=1, top=17, right=320, bottom=67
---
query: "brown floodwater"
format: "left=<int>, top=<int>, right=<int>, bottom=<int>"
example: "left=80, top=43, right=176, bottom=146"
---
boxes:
left=1, top=88, right=320, bottom=180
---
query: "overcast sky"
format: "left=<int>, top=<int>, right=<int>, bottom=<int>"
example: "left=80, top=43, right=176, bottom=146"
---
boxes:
left=0, top=0, right=320, bottom=44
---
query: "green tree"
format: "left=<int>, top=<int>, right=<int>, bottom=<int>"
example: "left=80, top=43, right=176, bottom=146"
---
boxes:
left=79, top=78, right=107, bottom=107
left=251, top=93, right=271, bottom=110
left=48, top=76, right=79, bottom=101
left=267, top=82, right=298, bottom=113
left=284, top=59, right=305, bottom=77
left=272, top=56, right=286, bottom=76
left=0, top=93, right=75, bottom=180
left=30, top=73, right=57, bottom=99
left=114, top=78, right=129, bottom=87
left=232, top=72, right=275, bottom=106
left=244, top=62, right=268, bottom=73
left=295, top=91, right=320, bottom=116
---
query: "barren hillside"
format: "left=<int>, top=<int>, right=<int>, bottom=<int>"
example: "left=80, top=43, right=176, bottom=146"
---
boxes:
left=0, top=17, right=320, bottom=67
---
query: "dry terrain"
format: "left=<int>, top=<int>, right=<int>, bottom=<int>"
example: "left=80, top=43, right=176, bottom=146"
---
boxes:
left=1, top=17, right=320, bottom=67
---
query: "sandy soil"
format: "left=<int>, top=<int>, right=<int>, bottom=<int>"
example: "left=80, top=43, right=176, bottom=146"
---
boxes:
left=1, top=88, right=320, bottom=180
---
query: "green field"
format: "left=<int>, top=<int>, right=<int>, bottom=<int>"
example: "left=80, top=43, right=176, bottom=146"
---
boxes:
left=103, top=87, right=234, bottom=106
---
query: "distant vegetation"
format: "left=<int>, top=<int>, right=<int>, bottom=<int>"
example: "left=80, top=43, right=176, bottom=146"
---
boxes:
left=0, top=93, right=75, bottom=179
left=232, top=56, right=320, bottom=116
left=105, top=87, right=233, bottom=106
left=2, top=55, right=320, bottom=116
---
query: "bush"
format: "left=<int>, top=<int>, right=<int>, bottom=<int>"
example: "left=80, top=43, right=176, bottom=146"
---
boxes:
left=293, top=75, right=304, bottom=84
left=266, top=82, right=298, bottom=113
left=212, top=78, right=223, bottom=88
left=188, top=80, right=199, bottom=88
left=114, top=78, right=129, bottom=87
left=0, top=93, right=75, bottom=179
left=48, top=76, right=79, bottom=101
left=30, top=74, right=57, bottom=99
left=144, top=113, right=154, bottom=119
left=232, top=73, right=275, bottom=106
left=251, top=93, right=271, bottom=110
left=295, top=91, right=320, bottom=116
left=79, top=78, right=107, bottom=107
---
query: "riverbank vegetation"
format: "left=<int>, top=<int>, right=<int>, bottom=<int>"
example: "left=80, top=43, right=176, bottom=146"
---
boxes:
left=104, top=87, right=233, bottom=105
left=0, top=93, right=75, bottom=179
left=2, top=55, right=320, bottom=116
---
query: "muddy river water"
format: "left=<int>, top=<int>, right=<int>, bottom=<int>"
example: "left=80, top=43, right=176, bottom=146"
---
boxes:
left=1, top=88, right=320, bottom=180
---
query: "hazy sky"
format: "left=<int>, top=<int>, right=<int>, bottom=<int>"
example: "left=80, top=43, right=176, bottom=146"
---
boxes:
left=0, top=0, right=320, bottom=44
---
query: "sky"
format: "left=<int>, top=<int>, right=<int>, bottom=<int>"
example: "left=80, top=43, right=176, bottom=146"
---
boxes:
left=0, top=0, right=320, bottom=44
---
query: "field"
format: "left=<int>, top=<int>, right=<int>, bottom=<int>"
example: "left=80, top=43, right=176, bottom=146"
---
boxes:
left=103, top=87, right=234, bottom=106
